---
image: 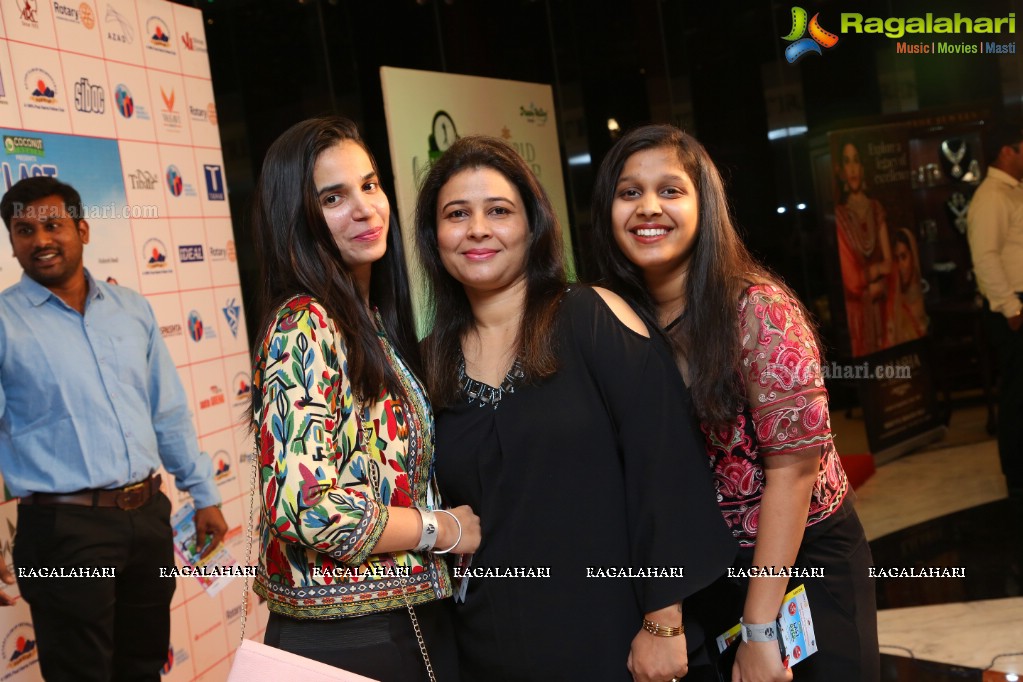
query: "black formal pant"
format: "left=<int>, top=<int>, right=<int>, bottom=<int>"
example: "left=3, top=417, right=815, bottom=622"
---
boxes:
left=13, top=492, right=177, bottom=682
left=986, top=300, right=1023, bottom=493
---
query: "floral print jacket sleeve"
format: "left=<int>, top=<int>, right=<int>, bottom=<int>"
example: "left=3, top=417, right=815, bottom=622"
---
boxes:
left=253, top=296, right=452, bottom=618
left=255, top=296, right=388, bottom=566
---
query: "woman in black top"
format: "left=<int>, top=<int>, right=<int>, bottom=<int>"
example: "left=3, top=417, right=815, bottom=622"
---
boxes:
left=414, top=135, right=736, bottom=681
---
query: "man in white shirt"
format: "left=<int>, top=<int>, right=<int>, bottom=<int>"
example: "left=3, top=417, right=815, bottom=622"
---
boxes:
left=967, top=121, right=1023, bottom=498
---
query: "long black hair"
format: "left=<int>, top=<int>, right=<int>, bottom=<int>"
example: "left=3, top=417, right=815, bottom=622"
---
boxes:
left=591, top=124, right=810, bottom=427
left=414, top=136, right=566, bottom=407
left=250, top=115, right=421, bottom=403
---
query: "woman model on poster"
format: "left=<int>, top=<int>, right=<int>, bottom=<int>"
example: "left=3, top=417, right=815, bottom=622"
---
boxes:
left=414, top=135, right=736, bottom=681
left=890, top=227, right=929, bottom=344
left=249, top=116, right=480, bottom=681
left=835, top=140, right=893, bottom=356
left=590, top=124, right=879, bottom=682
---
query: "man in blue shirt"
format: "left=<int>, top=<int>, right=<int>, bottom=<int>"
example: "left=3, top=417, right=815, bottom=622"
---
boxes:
left=0, top=176, right=228, bottom=681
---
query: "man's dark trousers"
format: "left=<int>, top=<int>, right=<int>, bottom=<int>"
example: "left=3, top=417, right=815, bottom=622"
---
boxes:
left=14, top=492, right=177, bottom=682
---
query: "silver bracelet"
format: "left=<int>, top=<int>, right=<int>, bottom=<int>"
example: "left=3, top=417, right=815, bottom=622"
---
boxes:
left=413, top=508, right=439, bottom=553
left=433, top=509, right=461, bottom=554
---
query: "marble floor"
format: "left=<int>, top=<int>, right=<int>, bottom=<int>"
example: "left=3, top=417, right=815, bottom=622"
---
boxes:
left=877, top=598, right=1023, bottom=675
left=856, top=439, right=1007, bottom=541
left=852, top=431, right=1023, bottom=681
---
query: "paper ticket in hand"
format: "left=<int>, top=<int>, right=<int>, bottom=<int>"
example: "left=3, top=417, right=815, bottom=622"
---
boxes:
left=170, top=502, right=239, bottom=597
left=715, top=583, right=818, bottom=668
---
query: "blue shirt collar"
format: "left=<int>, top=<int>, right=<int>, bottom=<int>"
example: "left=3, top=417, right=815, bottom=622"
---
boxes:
left=19, top=269, right=104, bottom=308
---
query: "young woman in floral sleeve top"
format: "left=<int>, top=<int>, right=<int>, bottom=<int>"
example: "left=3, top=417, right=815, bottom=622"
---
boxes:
left=591, top=125, right=879, bottom=682
left=249, top=116, right=480, bottom=681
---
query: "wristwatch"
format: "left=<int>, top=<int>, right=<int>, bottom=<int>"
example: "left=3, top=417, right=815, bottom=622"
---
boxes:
left=740, top=617, right=778, bottom=643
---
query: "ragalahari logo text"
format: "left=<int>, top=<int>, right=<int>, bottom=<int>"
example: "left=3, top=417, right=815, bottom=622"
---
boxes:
left=783, top=7, right=839, bottom=63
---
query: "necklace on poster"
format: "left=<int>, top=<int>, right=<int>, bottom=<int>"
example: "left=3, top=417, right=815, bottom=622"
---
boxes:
left=940, top=139, right=967, bottom=179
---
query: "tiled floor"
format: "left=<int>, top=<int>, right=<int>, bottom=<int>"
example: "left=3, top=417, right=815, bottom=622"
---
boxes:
left=848, top=413, right=1022, bottom=681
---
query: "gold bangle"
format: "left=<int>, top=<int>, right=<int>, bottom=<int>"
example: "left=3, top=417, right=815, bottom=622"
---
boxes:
left=642, top=618, right=684, bottom=637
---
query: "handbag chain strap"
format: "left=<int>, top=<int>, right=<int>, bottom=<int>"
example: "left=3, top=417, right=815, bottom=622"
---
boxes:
left=358, top=396, right=437, bottom=682
left=401, top=573, right=436, bottom=682
left=239, top=430, right=259, bottom=644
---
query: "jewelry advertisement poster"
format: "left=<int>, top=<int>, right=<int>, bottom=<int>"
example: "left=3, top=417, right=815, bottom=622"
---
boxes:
left=824, top=123, right=945, bottom=459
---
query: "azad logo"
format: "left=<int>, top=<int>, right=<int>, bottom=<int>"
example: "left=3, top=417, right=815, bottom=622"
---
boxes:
left=104, top=4, right=134, bottom=43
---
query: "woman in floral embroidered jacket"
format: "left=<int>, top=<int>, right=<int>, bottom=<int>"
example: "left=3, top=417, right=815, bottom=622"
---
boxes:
left=590, top=125, right=879, bottom=682
left=249, top=116, right=480, bottom=681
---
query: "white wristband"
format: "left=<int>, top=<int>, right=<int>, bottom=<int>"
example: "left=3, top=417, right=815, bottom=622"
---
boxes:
left=413, top=508, right=438, bottom=553
left=740, top=617, right=778, bottom=643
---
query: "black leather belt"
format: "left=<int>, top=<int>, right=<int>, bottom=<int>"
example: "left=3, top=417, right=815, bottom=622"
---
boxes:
left=20, top=474, right=162, bottom=510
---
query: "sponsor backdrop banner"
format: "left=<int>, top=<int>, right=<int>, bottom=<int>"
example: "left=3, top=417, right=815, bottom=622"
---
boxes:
left=380, top=66, right=574, bottom=329
left=0, top=2, right=262, bottom=680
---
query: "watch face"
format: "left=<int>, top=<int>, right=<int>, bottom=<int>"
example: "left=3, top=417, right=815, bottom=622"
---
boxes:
left=432, top=112, right=456, bottom=151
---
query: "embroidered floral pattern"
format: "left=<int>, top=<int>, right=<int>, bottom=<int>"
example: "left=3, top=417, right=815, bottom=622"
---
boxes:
left=702, top=285, right=848, bottom=547
left=252, top=296, right=451, bottom=618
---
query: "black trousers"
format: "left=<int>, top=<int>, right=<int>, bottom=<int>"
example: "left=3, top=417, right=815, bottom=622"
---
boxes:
left=986, top=302, right=1023, bottom=493
left=13, top=492, right=176, bottom=682
left=688, top=503, right=879, bottom=682
left=265, top=598, right=461, bottom=682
